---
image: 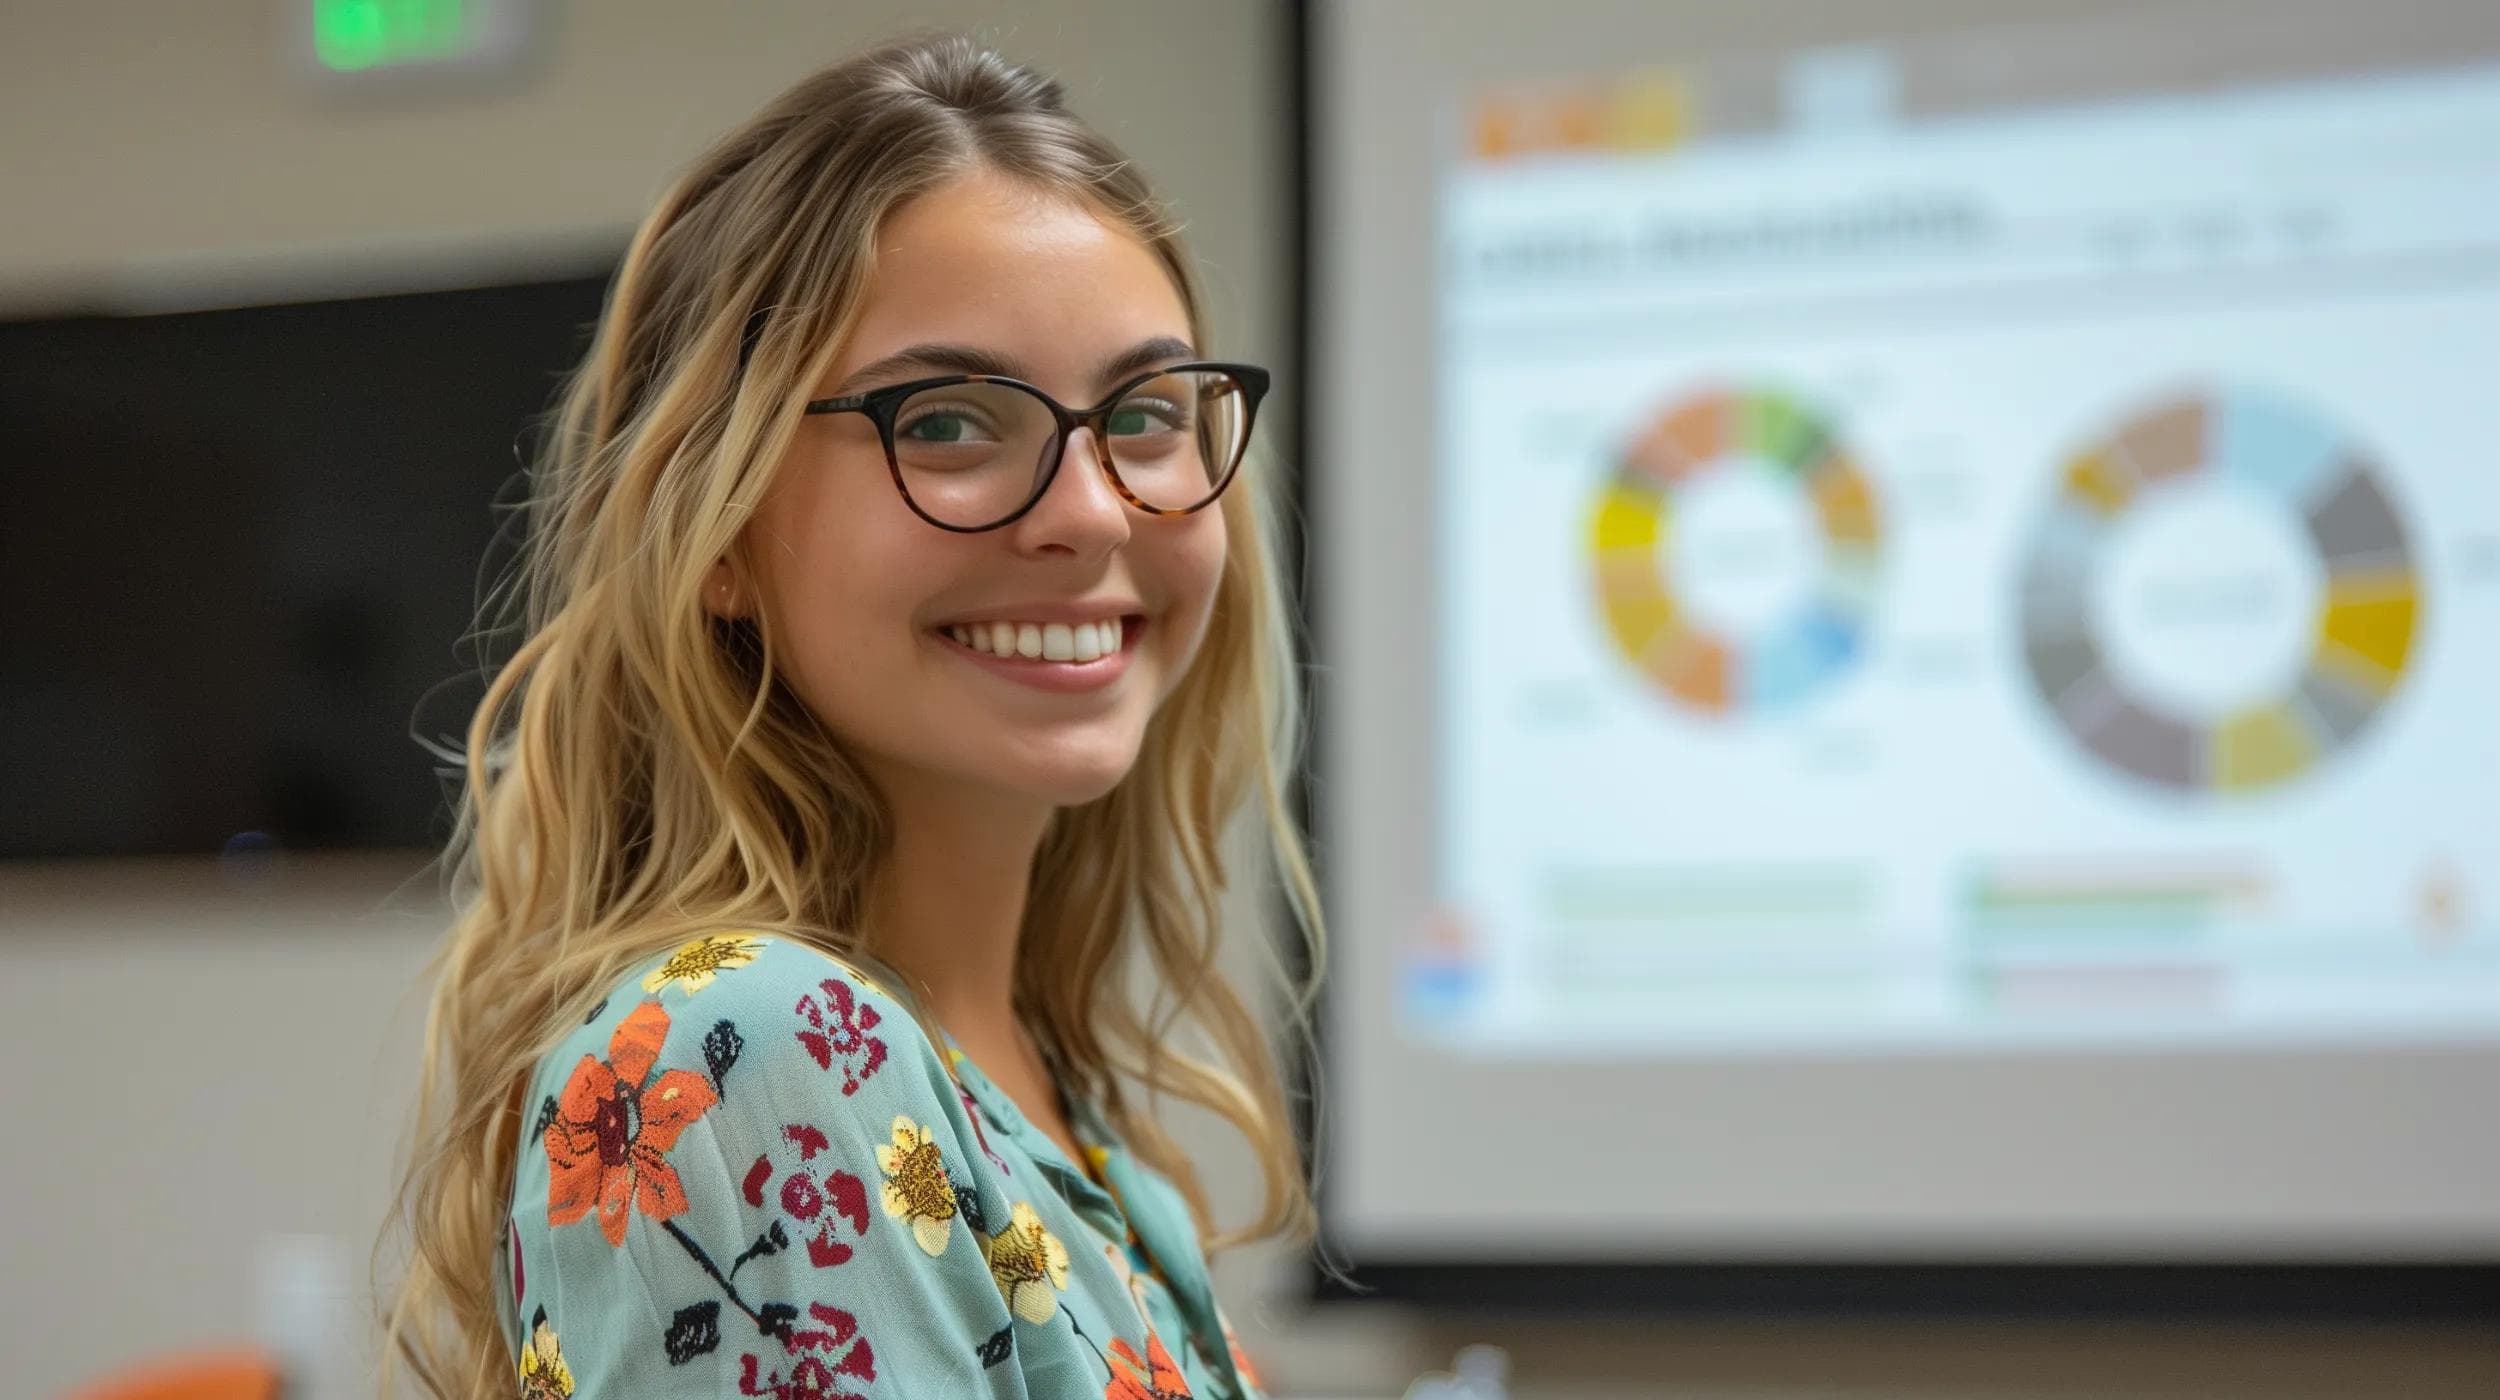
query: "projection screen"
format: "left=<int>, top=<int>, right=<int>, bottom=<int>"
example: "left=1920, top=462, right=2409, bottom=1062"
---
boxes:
left=1309, top=0, right=2500, bottom=1303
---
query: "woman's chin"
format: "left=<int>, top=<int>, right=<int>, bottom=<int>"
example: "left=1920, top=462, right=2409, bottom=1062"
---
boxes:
left=936, top=728, right=1143, bottom=811
left=1019, top=758, right=1139, bottom=810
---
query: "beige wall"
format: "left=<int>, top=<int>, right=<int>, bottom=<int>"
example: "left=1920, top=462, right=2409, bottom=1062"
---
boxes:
left=0, top=0, right=1284, bottom=362
left=1, top=2, right=2493, bottom=1397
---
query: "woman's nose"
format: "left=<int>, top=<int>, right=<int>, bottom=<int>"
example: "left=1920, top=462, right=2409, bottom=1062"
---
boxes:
left=1011, top=425, right=1134, bottom=557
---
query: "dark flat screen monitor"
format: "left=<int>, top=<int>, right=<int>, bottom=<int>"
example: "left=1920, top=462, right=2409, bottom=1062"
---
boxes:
left=0, top=272, right=611, bottom=859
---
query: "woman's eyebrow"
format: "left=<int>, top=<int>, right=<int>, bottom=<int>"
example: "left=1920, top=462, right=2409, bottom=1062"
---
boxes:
left=1093, top=335, right=1196, bottom=387
left=831, top=343, right=1023, bottom=394
left=830, top=336, right=1196, bottom=397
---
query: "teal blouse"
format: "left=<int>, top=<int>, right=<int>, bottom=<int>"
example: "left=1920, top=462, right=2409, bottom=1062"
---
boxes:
left=501, top=933, right=1269, bottom=1399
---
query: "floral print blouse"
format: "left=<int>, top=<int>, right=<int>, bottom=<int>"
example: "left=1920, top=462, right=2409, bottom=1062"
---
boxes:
left=503, top=933, right=1268, bottom=1399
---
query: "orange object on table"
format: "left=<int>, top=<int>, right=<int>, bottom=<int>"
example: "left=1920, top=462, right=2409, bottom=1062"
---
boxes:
left=63, top=1347, right=284, bottom=1400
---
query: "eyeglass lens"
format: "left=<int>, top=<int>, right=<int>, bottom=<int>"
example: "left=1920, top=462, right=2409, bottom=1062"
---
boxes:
left=888, top=369, right=1249, bottom=528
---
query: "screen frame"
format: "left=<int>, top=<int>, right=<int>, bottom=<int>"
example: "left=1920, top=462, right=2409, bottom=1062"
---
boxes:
left=1284, top=0, right=2500, bottom=1324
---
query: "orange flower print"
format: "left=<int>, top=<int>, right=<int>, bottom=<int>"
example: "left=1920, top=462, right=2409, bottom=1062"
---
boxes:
left=545, top=999, right=720, bottom=1246
left=1223, top=1316, right=1264, bottom=1392
left=1104, top=1331, right=1192, bottom=1400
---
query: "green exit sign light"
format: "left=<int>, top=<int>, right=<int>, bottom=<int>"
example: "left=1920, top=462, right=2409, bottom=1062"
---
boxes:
left=314, top=0, right=469, bottom=72
left=317, top=0, right=534, bottom=74
left=297, top=0, right=537, bottom=90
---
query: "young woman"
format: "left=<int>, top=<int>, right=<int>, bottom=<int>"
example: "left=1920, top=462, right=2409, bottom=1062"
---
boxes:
left=380, top=34, right=1321, bottom=1399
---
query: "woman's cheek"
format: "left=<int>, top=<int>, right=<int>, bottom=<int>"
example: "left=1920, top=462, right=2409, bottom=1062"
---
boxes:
left=1158, top=516, right=1230, bottom=688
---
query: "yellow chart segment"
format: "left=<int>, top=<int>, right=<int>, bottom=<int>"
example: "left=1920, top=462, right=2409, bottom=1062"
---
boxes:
left=2062, top=449, right=2135, bottom=516
left=2315, top=568, right=2419, bottom=689
left=2211, top=702, right=2319, bottom=791
left=1591, top=483, right=1664, bottom=552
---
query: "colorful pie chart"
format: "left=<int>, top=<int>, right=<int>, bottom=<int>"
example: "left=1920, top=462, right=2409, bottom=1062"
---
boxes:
left=2018, top=388, right=2420, bottom=793
left=1588, top=386, right=1882, bottom=715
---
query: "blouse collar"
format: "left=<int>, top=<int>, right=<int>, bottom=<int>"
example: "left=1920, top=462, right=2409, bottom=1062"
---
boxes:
left=934, top=1031, right=1227, bottom=1349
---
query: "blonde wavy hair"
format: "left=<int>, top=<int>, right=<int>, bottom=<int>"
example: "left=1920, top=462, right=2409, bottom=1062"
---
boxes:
left=377, top=33, right=1323, bottom=1399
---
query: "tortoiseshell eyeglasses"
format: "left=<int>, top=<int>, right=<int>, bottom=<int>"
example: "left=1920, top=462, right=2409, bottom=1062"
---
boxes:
left=802, top=361, right=1269, bottom=533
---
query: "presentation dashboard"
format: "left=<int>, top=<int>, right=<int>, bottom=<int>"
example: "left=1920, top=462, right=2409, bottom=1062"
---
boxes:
left=1419, top=52, right=2500, bottom=1057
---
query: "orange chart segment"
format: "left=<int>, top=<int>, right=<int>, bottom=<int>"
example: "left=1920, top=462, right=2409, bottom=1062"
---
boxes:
left=1646, top=626, right=1734, bottom=711
left=1811, top=457, right=1880, bottom=544
left=1589, top=386, right=1880, bottom=716
left=1640, top=390, right=1732, bottom=478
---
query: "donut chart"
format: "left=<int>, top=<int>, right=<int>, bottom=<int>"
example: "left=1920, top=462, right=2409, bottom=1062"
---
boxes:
left=1589, top=386, right=1881, bottom=714
left=2018, top=389, right=2421, bottom=793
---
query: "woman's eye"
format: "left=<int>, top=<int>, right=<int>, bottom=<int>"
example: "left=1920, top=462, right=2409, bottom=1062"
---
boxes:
left=899, top=408, right=990, bottom=443
left=1107, top=398, right=1185, bottom=436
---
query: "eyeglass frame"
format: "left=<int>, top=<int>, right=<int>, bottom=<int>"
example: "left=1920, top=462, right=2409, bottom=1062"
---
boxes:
left=801, top=360, right=1271, bottom=534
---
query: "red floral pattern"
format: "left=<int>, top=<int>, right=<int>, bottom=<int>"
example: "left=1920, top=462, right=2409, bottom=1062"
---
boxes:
left=793, top=975, right=888, bottom=1095
left=512, top=937, right=1258, bottom=1397
left=745, top=1123, right=873, bottom=1268
left=738, top=1303, right=877, bottom=1399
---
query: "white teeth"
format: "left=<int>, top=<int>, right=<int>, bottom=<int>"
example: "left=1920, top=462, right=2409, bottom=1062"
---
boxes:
left=946, top=617, right=1132, bottom=661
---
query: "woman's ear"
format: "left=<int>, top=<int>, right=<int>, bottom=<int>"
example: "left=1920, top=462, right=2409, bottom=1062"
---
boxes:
left=701, top=559, right=752, bottom=620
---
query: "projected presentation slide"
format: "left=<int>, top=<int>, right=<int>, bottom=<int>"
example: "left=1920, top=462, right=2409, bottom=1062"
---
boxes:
left=1424, top=53, right=2500, bottom=1055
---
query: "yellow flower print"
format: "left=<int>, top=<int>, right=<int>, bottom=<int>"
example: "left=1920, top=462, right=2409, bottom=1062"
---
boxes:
left=874, top=1116, right=958, bottom=1256
left=981, top=1200, right=1072, bottom=1324
left=641, top=933, right=764, bottom=995
left=517, top=1306, right=573, bottom=1400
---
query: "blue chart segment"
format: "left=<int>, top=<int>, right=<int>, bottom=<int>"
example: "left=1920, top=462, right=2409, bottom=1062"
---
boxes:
left=1587, top=386, right=1882, bottom=715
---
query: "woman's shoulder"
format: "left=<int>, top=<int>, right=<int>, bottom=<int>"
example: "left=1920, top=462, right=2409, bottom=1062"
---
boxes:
left=506, top=934, right=1021, bottom=1391
left=524, top=932, right=953, bottom=1137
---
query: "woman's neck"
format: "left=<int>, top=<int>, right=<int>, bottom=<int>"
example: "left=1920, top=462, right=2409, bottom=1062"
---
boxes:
left=863, top=771, right=1052, bottom=1035
left=860, top=772, right=1091, bottom=1165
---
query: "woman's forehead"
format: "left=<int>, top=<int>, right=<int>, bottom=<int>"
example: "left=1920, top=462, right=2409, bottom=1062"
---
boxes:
left=830, top=173, right=1192, bottom=388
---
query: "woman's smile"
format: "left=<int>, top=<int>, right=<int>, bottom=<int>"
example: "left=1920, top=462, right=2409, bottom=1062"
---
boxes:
left=930, top=611, right=1145, bottom=693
